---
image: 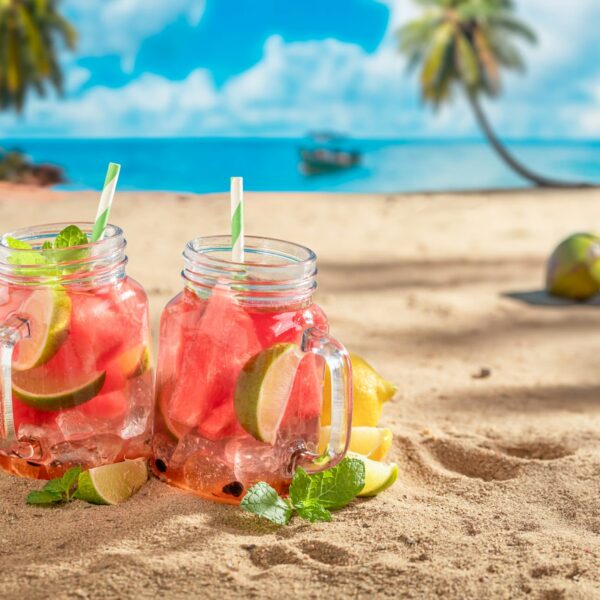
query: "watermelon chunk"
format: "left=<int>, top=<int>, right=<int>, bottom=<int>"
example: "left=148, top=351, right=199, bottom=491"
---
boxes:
left=167, top=289, right=261, bottom=435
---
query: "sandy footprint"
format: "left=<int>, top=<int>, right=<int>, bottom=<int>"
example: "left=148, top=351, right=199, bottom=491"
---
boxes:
left=297, top=540, right=356, bottom=566
left=394, top=424, right=575, bottom=486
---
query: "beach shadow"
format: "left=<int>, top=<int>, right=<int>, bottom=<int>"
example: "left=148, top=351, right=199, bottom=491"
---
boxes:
left=504, top=290, right=600, bottom=307
left=319, top=256, right=542, bottom=294
left=345, top=305, right=600, bottom=357
left=429, top=383, right=600, bottom=417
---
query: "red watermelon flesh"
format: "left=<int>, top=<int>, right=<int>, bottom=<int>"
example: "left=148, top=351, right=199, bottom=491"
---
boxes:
left=167, top=289, right=261, bottom=435
left=68, top=280, right=147, bottom=371
left=280, top=353, right=324, bottom=428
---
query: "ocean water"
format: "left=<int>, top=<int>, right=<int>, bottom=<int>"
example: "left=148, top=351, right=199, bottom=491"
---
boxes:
left=4, top=138, right=599, bottom=193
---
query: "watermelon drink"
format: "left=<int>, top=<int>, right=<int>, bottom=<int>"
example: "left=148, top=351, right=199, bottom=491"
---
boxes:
left=0, top=223, right=153, bottom=479
left=153, top=235, right=353, bottom=504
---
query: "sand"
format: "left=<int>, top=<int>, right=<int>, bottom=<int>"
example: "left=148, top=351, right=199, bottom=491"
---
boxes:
left=1, top=186, right=600, bottom=599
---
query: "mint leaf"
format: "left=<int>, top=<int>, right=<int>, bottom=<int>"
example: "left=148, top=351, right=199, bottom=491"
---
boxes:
left=42, top=479, right=67, bottom=495
left=29, top=466, right=82, bottom=505
left=53, top=225, right=90, bottom=273
left=5, top=236, right=55, bottom=273
left=26, top=490, right=64, bottom=505
left=241, top=482, right=293, bottom=526
left=5, top=236, right=47, bottom=268
left=7, top=252, right=50, bottom=267
left=296, top=503, right=332, bottom=523
left=289, top=458, right=365, bottom=510
left=54, top=225, right=88, bottom=249
left=5, top=237, right=33, bottom=250
left=60, top=466, right=82, bottom=500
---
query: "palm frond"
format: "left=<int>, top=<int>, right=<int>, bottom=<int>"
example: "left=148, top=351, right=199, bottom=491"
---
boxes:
left=420, top=21, right=454, bottom=88
left=473, top=28, right=500, bottom=94
left=454, top=31, right=480, bottom=89
left=490, top=15, right=537, bottom=44
left=486, top=29, right=525, bottom=71
left=397, top=0, right=536, bottom=108
left=397, top=12, right=444, bottom=71
left=0, top=0, right=76, bottom=113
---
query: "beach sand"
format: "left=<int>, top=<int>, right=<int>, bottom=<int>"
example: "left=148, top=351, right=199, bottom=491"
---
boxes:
left=1, top=186, right=600, bottom=599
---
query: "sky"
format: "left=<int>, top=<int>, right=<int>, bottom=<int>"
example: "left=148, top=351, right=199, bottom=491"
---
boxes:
left=1, top=0, right=599, bottom=139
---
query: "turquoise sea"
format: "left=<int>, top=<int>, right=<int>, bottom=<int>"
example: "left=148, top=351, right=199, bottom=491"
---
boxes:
left=5, top=138, right=600, bottom=193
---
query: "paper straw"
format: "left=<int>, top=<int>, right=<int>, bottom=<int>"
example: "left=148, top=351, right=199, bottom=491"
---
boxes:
left=230, top=176, right=244, bottom=262
left=91, top=162, right=121, bottom=242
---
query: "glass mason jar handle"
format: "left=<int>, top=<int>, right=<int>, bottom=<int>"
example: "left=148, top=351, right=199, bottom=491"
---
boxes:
left=0, top=314, right=30, bottom=440
left=289, top=327, right=353, bottom=475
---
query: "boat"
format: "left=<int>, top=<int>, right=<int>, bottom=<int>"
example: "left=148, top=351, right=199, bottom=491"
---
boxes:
left=299, top=133, right=361, bottom=175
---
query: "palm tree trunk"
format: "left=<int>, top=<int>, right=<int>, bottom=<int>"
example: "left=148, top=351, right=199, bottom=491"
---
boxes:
left=465, top=91, right=589, bottom=188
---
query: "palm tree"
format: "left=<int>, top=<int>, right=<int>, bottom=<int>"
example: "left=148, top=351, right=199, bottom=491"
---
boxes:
left=398, top=0, right=585, bottom=188
left=0, top=0, right=76, bottom=113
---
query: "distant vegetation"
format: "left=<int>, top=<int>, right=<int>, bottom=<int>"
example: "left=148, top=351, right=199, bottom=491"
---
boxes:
left=398, top=0, right=587, bottom=188
left=0, top=0, right=75, bottom=184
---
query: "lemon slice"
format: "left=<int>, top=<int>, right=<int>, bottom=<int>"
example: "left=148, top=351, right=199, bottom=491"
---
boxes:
left=13, top=288, right=71, bottom=370
left=319, top=426, right=393, bottom=461
left=234, top=343, right=302, bottom=444
left=75, top=458, right=148, bottom=505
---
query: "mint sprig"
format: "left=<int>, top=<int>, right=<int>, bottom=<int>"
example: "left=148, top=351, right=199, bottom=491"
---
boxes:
left=26, top=466, right=82, bottom=506
left=5, top=225, right=89, bottom=274
left=241, top=457, right=365, bottom=525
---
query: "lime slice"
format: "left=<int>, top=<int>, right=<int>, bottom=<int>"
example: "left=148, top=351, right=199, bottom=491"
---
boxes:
left=12, top=369, right=106, bottom=411
left=75, top=458, right=148, bottom=505
left=116, top=344, right=151, bottom=379
left=319, top=426, right=393, bottom=461
left=13, top=288, right=71, bottom=371
left=348, top=452, right=398, bottom=497
left=234, top=343, right=302, bottom=444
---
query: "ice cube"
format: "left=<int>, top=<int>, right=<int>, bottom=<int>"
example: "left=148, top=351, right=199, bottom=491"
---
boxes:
left=169, top=431, right=212, bottom=469
left=120, top=405, right=150, bottom=439
left=49, top=434, right=123, bottom=468
left=57, top=410, right=100, bottom=440
left=225, top=437, right=283, bottom=488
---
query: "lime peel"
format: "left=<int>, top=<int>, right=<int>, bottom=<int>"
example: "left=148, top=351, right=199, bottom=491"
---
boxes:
left=12, top=369, right=106, bottom=411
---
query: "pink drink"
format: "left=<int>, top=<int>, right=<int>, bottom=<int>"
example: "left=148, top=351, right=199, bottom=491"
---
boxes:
left=0, top=224, right=153, bottom=479
left=153, top=236, right=352, bottom=504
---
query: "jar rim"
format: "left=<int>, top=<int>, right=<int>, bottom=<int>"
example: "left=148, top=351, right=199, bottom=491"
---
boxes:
left=0, top=222, right=123, bottom=256
left=185, top=235, right=316, bottom=269
left=0, top=222, right=127, bottom=286
left=183, top=235, right=318, bottom=305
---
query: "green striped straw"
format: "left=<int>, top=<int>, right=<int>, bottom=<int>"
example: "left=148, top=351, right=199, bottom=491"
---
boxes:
left=91, top=162, right=121, bottom=242
left=230, top=176, right=244, bottom=262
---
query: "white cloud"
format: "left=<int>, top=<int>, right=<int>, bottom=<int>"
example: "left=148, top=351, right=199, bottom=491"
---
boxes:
left=1, top=70, right=217, bottom=137
left=2, top=34, right=467, bottom=138
left=64, top=0, right=205, bottom=70
left=3, top=1, right=599, bottom=139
